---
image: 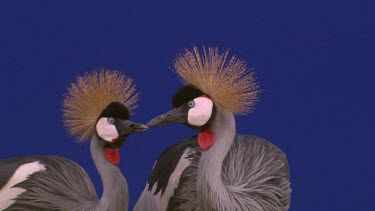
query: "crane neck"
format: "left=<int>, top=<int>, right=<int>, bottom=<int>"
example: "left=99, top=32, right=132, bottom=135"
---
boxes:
left=90, top=135, right=129, bottom=211
left=197, top=108, right=236, bottom=210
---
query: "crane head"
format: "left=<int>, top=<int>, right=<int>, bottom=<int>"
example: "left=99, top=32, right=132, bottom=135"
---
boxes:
left=62, top=69, right=147, bottom=164
left=148, top=85, right=216, bottom=132
left=96, top=102, right=148, bottom=149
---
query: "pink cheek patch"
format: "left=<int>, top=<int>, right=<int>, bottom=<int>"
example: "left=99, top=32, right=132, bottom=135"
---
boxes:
left=188, top=96, right=213, bottom=126
left=198, top=129, right=216, bottom=151
left=96, top=118, right=119, bottom=142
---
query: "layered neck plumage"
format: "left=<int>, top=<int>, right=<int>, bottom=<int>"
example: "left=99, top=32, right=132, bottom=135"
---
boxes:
left=90, top=135, right=129, bottom=211
left=197, top=108, right=236, bottom=210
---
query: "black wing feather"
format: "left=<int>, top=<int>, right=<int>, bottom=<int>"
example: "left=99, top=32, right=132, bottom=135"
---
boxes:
left=147, top=136, right=198, bottom=195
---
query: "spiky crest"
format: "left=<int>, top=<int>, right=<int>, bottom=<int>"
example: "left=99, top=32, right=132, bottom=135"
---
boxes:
left=62, top=69, right=139, bottom=142
left=173, top=46, right=260, bottom=115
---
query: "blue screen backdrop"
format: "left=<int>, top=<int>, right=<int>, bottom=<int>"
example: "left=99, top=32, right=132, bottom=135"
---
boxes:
left=0, top=1, right=374, bottom=210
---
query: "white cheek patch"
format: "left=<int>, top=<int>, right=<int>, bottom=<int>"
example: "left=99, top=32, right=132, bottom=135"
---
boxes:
left=96, top=118, right=119, bottom=142
left=188, top=97, right=213, bottom=126
left=0, top=161, right=46, bottom=210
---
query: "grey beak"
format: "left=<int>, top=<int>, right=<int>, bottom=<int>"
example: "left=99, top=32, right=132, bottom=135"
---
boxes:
left=117, top=120, right=148, bottom=135
left=147, top=107, right=187, bottom=127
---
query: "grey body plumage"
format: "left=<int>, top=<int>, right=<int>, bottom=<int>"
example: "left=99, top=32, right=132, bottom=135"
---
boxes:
left=194, top=109, right=290, bottom=211
left=170, top=135, right=290, bottom=211
left=0, top=155, right=98, bottom=211
left=1, top=134, right=129, bottom=211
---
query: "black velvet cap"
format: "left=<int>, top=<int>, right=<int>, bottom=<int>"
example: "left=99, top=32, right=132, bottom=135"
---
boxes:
left=99, top=102, right=130, bottom=120
left=172, top=85, right=205, bottom=108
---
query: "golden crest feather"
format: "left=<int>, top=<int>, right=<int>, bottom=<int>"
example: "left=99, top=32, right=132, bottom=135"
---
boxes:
left=173, top=46, right=260, bottom=115
left=62, top=69, right=139, bottom=142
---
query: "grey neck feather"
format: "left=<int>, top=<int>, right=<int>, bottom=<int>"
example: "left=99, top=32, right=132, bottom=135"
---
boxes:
left=197, top=108, right=236, bottom=211
left=90, top=135, right=129, bottom=211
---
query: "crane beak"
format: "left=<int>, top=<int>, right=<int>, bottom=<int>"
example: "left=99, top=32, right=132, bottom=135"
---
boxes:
left=116, top=120, right=149, bottom=135
left=147, top=107, right=187, bottom=126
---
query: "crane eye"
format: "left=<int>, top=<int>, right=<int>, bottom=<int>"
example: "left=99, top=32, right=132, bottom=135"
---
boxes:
left=188, top=100, right=195, bottom=108
left=107, top=117, right=115, bottom=125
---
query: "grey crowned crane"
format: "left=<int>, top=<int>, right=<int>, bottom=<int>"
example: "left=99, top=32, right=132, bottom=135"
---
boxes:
left=134, top=46, right=291, bottom=211
left=0, top=70, right=148, bottom=211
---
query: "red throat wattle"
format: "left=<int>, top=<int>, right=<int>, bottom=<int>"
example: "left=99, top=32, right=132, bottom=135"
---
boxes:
left=104, top=137, right=120, bottom=165
left=198, top=129, right=216, bottom=151
left=104, top=148, right=120, bottom=165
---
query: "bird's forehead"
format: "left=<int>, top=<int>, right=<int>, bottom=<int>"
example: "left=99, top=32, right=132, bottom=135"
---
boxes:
left=100, top=102, right=130, bottom=119
left=172, top=85, right=205, bottom=108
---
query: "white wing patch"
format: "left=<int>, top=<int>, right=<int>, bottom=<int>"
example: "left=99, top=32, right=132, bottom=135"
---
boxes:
left=0, top=161, right=46, bottom=210
left=188, top=97, right=213, bottom=126
left=96, top=117, right=119, bottom=142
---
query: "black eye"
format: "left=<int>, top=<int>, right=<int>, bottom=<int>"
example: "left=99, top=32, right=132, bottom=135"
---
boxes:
left=107, top=117, right=115, bottom=125
left=188, top=100, right=195, bottom=108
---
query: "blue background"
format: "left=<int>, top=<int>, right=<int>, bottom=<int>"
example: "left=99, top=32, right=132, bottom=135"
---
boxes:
left=0, top=1, right=374, bottom=210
